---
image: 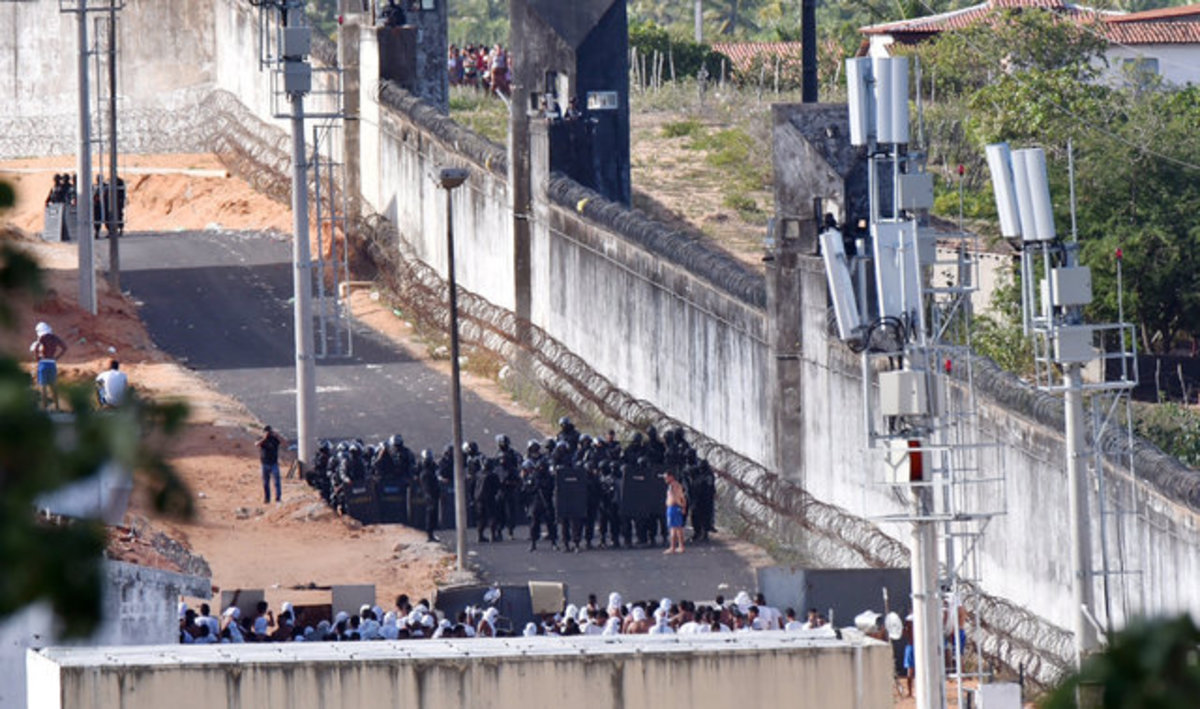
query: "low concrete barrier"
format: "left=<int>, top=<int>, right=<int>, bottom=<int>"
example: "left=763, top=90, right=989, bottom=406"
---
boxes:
left=28, top=632, right=893, bottom=709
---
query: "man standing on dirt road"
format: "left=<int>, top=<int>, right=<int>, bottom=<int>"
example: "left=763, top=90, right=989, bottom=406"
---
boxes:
left=257, top=425, right=285, bottom=505
left=29, top=321, right=68, bottom=410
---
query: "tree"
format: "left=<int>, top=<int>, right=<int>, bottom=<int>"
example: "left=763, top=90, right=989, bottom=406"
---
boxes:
left=1041, top=614, right=1200, bottom=709
left=0, top=203, right=192, bottom=638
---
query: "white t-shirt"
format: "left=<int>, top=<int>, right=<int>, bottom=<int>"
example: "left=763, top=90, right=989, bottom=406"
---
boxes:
left=96, top=369, right=128, bottom=405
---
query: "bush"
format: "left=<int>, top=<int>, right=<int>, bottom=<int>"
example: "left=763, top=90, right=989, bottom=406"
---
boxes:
left=1134, top=401, right=1200, bottom=469
left=661, top=119, right=703, bottom=139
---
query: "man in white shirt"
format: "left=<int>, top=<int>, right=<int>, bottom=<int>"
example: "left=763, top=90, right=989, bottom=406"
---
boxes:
left=95, top=359, right=128, bottom=407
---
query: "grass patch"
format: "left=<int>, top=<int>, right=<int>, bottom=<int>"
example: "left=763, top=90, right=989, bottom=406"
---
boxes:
left=448, top=85, right=508, bottom=145
left=722, top=192, right=761, bottom=221
left=661, top=118, right=704, bottom=139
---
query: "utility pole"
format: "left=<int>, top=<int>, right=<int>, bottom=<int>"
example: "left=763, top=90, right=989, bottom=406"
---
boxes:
left=439, top=167, right=470, bottom=571
left=694, top=0, right=702, bottom=43
left=913, top=494, right=946, bottom=709
left=75, top=0, right=96, bottom=315
left=283, top=4, right=316, bottom=471
left=801, top=0, right=818, bottom=103
left=106, top=2, right=120, bottom=291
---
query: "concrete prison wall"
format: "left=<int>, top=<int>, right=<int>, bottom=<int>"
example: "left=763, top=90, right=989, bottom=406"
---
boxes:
left=0, top=0, right=341, bottom=160
left=28, top=634, right=894, bottom=709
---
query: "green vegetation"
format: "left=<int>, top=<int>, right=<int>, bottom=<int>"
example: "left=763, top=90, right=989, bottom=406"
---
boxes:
left=660, top=118, right=703, bottom=139
left=448, top=85, right=508, bottom=144
left=1133, top=401, right=1200, bottom=468
left=1041, top=614, right=1200, bottom=709
left=892, top=6, right=1200, bottom=358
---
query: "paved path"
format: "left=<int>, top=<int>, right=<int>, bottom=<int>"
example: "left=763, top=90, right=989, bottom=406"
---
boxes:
left=118, top=229, right=757, bottom=603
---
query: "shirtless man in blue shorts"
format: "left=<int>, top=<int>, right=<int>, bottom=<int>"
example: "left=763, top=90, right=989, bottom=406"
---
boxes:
left=664, top=470, right=687, bottom=554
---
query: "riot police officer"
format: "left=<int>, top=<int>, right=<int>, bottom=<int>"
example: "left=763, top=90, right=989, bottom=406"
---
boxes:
left=494, top=434, right=522, bottom=537
left=557, top=416, right=581, bottom=452
left=583, top=460, right=603, bottom=549
left=525, top=460, right=557, bottom=551
left=598, top=461, right=622, bottom=548
left=418, top=449, right=441, bottom=542
left=475, top=458, right=502, bottom=542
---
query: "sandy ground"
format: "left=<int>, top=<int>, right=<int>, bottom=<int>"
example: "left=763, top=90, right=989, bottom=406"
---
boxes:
left=1, top=157, right=458, bottom=611
left=629, top=111, right=772, bottom=268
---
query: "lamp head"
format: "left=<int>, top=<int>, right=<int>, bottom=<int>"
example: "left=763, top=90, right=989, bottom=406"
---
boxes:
left=437, top=167, right=469, bottom=190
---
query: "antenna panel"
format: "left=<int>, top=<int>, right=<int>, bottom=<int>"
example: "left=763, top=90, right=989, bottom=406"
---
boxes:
left=888, top=56, right=910, bottom=145
left=873, top=57, right=895, bottom=144
left=1023, top=148, right=1056, bottom=242
left=872, top=220, right=922, bottom=321
left=846, top=58, right=873, bottom=147
left=985, top=143, right=1021, bottom=238
left=820, top=229, right=862, bottom=341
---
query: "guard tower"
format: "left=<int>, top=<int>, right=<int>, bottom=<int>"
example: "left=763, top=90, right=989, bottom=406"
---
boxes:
left=510, top=0, right=630, bottom=205
left=376, top=0, right=449, bottom=113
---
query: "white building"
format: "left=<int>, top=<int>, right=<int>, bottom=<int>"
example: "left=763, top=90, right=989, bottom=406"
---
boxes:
left=859, top=0, right=1200, bottom=88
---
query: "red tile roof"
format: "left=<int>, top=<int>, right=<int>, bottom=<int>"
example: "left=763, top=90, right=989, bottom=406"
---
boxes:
left=1104, top=20, right=1200, bottom=44
left=860, top=0, right=1111, bottom=36
left=710, top=41, right=805, bottom=74
left=1106, top=4, right=1200, bottom=23
left=862, top=0, right=1200, bottom=45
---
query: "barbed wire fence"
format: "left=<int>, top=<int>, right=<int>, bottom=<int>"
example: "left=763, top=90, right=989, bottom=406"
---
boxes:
left=196, top=87, right=1074, bottom=691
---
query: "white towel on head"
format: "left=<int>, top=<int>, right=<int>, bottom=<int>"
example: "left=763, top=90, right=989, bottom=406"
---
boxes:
left=523, top=622, right=538, bottom=637
left=607, top=592, right=622, bottom=611
left=632, top=607, right=646, bottom=622
left=602, top=617, right=622, bottom=636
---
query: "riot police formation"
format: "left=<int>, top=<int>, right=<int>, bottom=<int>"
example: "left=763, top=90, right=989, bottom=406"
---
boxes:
left=300, top=421, right=719, bottom=551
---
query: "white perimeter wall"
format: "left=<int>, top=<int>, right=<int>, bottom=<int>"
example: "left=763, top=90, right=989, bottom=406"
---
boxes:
left=795, top=256, right=1200, bottom=641
left=28, top=635, right=894, bottom=709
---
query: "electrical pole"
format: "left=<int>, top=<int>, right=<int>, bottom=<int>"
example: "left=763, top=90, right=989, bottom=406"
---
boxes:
left=285, top=6, right=316, bottom=471
left=439, top=167, right=470, bottom=571
left=694, top=0, right=702, bottom=43
left=106, top=2, right=120, bottom=291
left=76, top=0, right=96, bottom=315
left=802, top=0, right=817, bottom=103
left=913, top=495, right=946, bottom=709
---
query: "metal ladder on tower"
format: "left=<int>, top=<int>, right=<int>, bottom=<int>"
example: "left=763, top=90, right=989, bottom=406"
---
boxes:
left=254, top=0, right=353, bottom=360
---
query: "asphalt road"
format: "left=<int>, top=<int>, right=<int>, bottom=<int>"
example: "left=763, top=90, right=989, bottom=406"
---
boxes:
left=117, top=229, right=757, bottom=603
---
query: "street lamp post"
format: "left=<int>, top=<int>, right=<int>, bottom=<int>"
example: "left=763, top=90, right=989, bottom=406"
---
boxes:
left=438, top=166, right=470, bottom=572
